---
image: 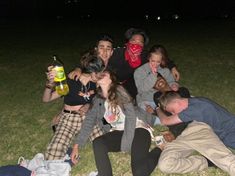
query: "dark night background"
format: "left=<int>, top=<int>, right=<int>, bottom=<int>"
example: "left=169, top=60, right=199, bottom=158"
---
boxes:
left=0, top=0, right=234, bottom=20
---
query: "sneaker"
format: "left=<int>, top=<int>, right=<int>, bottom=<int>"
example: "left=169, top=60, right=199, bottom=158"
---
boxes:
left=88, top=171, right=98, bottom=176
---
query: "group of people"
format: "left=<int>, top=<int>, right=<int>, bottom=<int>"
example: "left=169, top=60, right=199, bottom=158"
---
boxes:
left=42, top=28, right=235, bottom=176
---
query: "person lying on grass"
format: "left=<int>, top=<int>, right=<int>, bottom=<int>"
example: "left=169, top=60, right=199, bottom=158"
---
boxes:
left=155, top=91, right=235, bottom=175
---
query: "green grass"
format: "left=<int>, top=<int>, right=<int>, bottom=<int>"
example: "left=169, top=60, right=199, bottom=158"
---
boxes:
left=0, top=19, right=234, bottom=176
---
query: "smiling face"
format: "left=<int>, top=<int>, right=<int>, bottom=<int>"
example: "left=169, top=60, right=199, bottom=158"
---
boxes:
left=154, top=75, right=168, bottom=91
left=149, top=53, right=162, bottom=69
left=96, top=40, right=113, bottom=65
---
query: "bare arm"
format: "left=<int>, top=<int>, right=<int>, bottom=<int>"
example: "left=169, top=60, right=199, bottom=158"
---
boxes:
left=68, top=68, right=82, bottom=81
left=156, top=108, right=182, bottom=125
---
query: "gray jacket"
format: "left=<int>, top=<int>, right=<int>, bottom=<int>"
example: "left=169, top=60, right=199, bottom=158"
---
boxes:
left=74, top=95, right=155, bottom=152
left=134, top=62, right=176, bottom=103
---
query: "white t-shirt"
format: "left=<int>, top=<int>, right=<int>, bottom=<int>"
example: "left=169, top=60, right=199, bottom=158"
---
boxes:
left=104, top=100, right=126, bottom=131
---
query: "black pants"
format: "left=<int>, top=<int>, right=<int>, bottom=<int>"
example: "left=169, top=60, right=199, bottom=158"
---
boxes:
left=92, top=128, right=161, bottom=176
left=131, top=128, right=162, bottom=176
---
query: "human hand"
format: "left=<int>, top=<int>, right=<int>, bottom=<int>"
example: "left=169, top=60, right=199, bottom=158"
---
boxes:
left=68, top=68, right=81, bottom=81
left=149, top=63, right=157, bottom=74
left=71, top=144, right=80, bottom=165
left=161, top=131, right=175, bottom=142
left=171, top=67, right=180, bottom=81
left=46, top=66, right=56, bottom=84
left=145, top=104, right=155, bottom=114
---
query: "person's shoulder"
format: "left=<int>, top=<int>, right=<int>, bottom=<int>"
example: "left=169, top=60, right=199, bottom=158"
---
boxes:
left=135, top=62, right=148, bottom=73
left=159, top=66, right=171, bottom=72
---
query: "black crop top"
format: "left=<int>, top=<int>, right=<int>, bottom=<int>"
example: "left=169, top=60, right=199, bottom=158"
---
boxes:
left=64, top=78, right=96, bottom=106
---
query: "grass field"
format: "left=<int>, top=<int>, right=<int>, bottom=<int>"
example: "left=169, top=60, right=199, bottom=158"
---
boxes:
left=0, top=18, right=234, bottom=176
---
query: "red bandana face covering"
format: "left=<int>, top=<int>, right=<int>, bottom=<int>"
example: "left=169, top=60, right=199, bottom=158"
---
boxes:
left=124, top=42, right=143, bottom=68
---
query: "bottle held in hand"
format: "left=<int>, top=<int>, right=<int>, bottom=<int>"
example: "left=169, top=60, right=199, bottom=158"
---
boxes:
left=52, top=55, right=69, bottom=95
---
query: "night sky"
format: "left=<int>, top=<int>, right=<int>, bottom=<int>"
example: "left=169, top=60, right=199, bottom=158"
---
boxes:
left=0, top=0, right=234, bottom=20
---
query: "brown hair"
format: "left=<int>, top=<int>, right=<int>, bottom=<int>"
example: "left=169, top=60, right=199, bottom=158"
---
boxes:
left=148, top=44, right=170, bottom=68
left=97, top=69, right=132, bottom=110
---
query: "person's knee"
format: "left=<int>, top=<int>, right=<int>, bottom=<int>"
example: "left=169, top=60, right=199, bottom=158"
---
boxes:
left=158, top=157, right=176, bottom=173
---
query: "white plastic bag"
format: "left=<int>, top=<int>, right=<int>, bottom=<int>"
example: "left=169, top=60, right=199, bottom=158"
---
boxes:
left=18, top=153, right=71, bottom=176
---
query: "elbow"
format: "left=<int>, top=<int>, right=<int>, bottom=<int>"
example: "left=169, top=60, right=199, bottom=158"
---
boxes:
left=42, top=98, right=50, bottom=103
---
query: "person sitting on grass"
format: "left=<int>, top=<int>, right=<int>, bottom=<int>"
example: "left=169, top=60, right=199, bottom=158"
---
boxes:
left=70, top=69, right=162, bottom=176
left=42, top=52, right=105, bottom=160
left=108, top=29, right=180, bottom=99
left=69, top=30, right=180, bottom=100
left=134, top=44, right=179, bottom=124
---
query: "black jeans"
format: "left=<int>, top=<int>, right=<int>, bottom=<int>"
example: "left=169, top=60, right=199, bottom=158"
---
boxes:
left=92, top=128, right=161, bottom=176
left=131, top=128, right=161, bottom=176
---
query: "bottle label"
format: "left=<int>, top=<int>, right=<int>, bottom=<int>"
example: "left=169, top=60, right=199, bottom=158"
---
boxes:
left=53, top=66, right=66, bottom=82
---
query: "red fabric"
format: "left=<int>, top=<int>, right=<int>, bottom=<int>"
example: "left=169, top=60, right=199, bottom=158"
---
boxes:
left=124, top=42, right=143, bottom=68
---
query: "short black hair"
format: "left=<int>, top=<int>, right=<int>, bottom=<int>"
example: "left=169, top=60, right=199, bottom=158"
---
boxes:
left=124, top=28, right=149, bottom=46
left=96, top=34, right=114, bottom=47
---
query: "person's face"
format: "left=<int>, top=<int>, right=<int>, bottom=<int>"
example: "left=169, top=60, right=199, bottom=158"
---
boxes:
left=96, top=41, right=113, bottom=64
left=155, top=76, right=167, bottom=90
left=149, top=53, right=162, bottom=68
left=129, top=34, right=144, bottom=46
left=97, top=71, right=112, bottom=86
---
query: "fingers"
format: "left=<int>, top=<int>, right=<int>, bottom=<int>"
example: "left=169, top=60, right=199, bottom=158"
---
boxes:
left=71, top=145, right=79, bottom=165
left=71, top=151, right=79, bottom=165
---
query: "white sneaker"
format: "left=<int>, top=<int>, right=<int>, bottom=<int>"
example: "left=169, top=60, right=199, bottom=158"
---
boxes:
left=88, top=171, right=98, bottom=176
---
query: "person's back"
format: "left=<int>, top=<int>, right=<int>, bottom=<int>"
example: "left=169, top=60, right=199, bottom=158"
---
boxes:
left=181, top=97, right=235, bottom=140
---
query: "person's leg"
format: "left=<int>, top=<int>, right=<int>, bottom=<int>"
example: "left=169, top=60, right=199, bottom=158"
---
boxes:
left=92, top=131, right=123, bottom=176
left=186, top=122, right=235, bottom=175
left=159, top=121, right=235, bottom=175
left=158, top=121, right=209, bottom=173
left=131, top=128, right=162, bottom=176
left=45, top=112, right=84, bottom=160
